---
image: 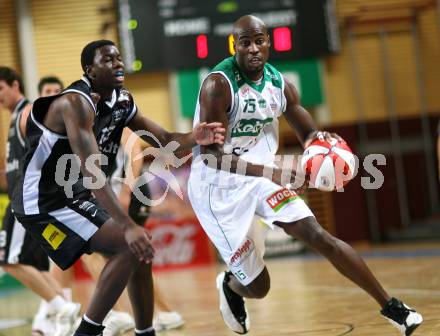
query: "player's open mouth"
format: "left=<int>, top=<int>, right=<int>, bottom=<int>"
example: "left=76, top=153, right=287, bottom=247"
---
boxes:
left=115, top=70, right=125, bottom=81
left=249, top=57, right=262, bottom=65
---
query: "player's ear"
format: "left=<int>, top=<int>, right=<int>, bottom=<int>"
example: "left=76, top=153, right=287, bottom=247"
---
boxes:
left=12, top=80, right=20, bottom=91
left=86, top=65, right=95, bottom=80
left=267, top=34, right=271, bottom=47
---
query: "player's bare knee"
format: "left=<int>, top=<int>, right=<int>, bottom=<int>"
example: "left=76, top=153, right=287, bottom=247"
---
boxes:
left=114, top=249, right=142, bottom=270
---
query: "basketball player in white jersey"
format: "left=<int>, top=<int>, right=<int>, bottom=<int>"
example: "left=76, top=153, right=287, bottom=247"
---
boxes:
left=187, top=15, right=422, bottom=335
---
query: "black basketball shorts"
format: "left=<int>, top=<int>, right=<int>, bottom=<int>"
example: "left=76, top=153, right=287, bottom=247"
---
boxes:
left=14, top=196, right=110, bottom=270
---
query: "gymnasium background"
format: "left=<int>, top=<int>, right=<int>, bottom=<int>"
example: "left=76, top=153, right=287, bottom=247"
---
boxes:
left=0, top=0, right=440, bottom=293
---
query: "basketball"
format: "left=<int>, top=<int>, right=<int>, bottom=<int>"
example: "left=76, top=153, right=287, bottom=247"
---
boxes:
left=300, top=138, right=356, bottom=191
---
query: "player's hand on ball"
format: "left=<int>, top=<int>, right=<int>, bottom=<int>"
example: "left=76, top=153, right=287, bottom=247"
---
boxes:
left=304, top=130, right=345, bottom=148
left=194, top=122, right=226, bottom=145
left=124, top=224, right=155, bottom=263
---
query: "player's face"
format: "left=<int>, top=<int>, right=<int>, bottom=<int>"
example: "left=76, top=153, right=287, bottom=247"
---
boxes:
left=90, top=45, right=125, bottom=89
left=234, top=28, right=270, bottom=77
left=0, top=80, right=17, bottom=111
left=40, top=83, right=62, bottom=97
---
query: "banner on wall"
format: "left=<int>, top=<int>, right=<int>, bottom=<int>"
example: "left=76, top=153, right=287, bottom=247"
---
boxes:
left=146, top=217, right=215, bottom=271
left=176, top=59, right=324, bottom=118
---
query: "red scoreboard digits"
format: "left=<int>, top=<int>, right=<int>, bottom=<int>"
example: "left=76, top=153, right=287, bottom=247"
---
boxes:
left=273, top=27, right=292, bottom=52
left=196, top=28, right=293, bottom=58
left=196, top=34, right=208, bottom=59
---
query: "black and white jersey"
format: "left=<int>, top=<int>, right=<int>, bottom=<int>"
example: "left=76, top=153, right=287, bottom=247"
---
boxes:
left=5, top=98, right=30, bottom=199
left=12, top=76, right=137, bottom=215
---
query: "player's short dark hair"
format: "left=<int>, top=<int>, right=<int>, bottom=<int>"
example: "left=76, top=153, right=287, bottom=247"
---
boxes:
left=38, top=76, right=64, bottom=94
left=0, top=66, right=25, bottom=94
left=81, top=40, right=116, bottom=73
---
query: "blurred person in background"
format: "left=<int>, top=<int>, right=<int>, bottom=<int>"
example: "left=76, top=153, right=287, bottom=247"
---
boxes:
left=0, top=66, right=81, bottom=336
left=38, top=76, right=64, bottom=97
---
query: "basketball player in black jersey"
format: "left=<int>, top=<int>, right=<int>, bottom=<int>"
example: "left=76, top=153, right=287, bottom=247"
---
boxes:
left=11, top=40, right=225, bottom=336
left=0, top=67, right=81, bottom=336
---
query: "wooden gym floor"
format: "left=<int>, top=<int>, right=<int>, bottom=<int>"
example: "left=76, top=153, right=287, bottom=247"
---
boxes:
left=1, top=242, right=439, bottom=335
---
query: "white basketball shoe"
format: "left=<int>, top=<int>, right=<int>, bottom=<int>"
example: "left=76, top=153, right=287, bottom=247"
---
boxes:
left=153, top=311, right=185, bottom=332
left=53, top=301, right=82, bottom=336
left=103, top=310, right=135, bottom=336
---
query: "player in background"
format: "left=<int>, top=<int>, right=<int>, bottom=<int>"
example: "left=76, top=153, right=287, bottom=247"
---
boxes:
left=38, top=76, right=64, bottom=97
left=11, top=40, right=225, bottom=336
left=0, top=67, right=81, bottom=336
left=187, top=15, right=423, bottom=336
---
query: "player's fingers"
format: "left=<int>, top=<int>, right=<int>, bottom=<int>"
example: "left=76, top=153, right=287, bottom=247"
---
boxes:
left=129, top=242, right=143, bottom=261
left=206, top=122, right=223, bottom=129
left=214, top=134, right=225, bottom=143
left=213, top=127, right=226, bottom=133
left=331, top=133, right=345, bottom=143
left=133, top=241, right=149, bottom=262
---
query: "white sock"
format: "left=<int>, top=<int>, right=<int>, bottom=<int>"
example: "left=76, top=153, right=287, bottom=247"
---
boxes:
left=47, top=295, right=66, bottom=312
left=62, top=287, right=72, bottom=301
left=83, top=314, right=101, bottom=326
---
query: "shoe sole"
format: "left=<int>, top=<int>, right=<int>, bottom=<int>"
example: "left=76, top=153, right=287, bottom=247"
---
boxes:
left=384, top=316, right=423, bottom=336
left=160, top=320, right=185, bottom=331
left=215, top=273, right=248, bottom=335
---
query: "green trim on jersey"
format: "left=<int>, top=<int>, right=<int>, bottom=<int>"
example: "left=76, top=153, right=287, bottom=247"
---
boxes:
left=211, top=57, right=283, bottom=93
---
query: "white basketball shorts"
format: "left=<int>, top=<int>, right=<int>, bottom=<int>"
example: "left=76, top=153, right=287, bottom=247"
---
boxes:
left=188, top=174, right=314, bottom=285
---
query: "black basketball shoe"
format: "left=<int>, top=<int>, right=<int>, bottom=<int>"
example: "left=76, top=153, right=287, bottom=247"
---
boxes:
left=381, top=297, right=423, bottom=335
left=216, top=271, right=249, bottom=334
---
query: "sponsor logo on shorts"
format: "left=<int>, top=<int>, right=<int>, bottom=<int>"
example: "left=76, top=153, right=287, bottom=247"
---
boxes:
left=229, top=238, right=254, bottom=267
left=266, top=188, right=299, bottom=212
left=42, top=224, right=66, bottom=250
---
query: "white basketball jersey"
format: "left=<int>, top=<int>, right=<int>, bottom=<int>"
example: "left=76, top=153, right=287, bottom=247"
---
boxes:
left=192, top=57, right=287, bottom=185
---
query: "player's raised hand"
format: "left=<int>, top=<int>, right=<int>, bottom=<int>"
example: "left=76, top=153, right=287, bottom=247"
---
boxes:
left=124, top=224, right=155, bottom=263
left=193, top=122, right=226, bottom=145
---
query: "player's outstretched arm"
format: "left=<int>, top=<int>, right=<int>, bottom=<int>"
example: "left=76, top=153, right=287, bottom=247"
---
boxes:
left=127, top=111, right=225, bottom=150
left=59, top=94, right=154, bottom=262
left=282, top=75, right=343, bottom=147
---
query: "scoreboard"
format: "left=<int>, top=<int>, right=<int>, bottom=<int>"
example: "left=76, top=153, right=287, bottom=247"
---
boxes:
left=118, top=0, right=340, bottom=72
